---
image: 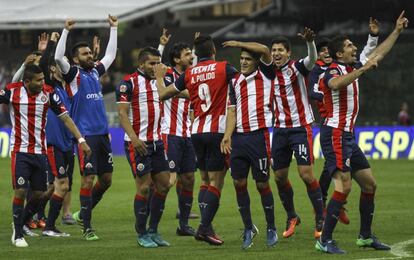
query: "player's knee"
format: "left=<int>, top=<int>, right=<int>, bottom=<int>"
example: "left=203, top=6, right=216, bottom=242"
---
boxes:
left=255, top=181, right=269, bottom=192
left=14, top=188, right=26, bottom=199
left=233, top=178, right=247, bottom=189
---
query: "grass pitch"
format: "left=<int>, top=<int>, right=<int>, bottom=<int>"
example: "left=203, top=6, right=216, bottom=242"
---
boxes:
left=0, top=157, right=413, bottom=259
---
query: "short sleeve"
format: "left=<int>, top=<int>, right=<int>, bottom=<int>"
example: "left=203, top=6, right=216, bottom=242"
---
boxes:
left=225, top=64, right=238, bottom=83
left=228, top=81, right=236, bottom=106
left=323, top=67, right=341, bottom=85
left=174, top=73, right=186, bottom=92
left=259, top=59, right=276, bottom=79
left=49, top=92, right=68, bottom=117
left=294, top=59, right=310, bottom=76
left=116, top=80, right=133, bottom=103
left=0, top=88, right=11, bottom=104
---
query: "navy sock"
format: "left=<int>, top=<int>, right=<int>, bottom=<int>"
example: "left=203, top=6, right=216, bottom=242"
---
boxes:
left=321, top=191, right=347, bottom=242
left=91, top=182, right=108, bottom=209
left=359, top=192, right=375, bottom=238
left=134, top=194, right=148, bottom=235
left=259, top=186, right=276, bottom=230
left=201, top=186, right=220, bottom=228
left=306, top=180, right=324, bottom=221
left=46, top=194, right=63, bottom=228
left=37, top=196, right=48, bottom=219
left=148, top=191, right=167, bottom=232
left=178, top=189, right=193, bottom=227
left=235, top=184, right=252, bottom=230
left=23, top=197, right=41, bottom=224
left=318, top=164, right=331, bottom=208
left=198, top=185, right=208, bottom=215
left=12, top=197, right=24, bottom=239
left=80, top=188, right=92, bottom=231
left=146, top=185, right=154, bottom=216
left=276, top=180, right=296, bottom=219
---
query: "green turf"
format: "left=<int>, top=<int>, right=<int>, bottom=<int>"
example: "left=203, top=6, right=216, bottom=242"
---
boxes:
left=1, top=157, right=413, bottom=259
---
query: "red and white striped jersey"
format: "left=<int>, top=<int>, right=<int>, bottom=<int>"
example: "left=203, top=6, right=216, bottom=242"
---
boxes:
left=116, top=70, right=162, bottom=142
left=174, top=59, right=237, bottom=134
left=229, top=62, right=275, bottom=133
left=0, top=82, right=68, bottom=154
left=161, top=68, right=191, bottom=137
left=321, top=62, right=360, bottom=132
left=274, top=59, right=314, bottom=128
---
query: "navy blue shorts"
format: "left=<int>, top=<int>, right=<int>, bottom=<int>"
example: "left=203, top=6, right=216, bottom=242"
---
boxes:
left=124, top=140, right=169, bottom=177
left=46, top=145, right=75, bottom=190
left=77, top=135, right=113, bottom=176
left=320, top=125, right=370, bottom=175
left=271, top=125, right=314, bottom=170
left=191, top=133, right=227, bottom=172
left=162, top=134, right=196, bottom=174
left=230, top=129, right=271, bottom=182
left=11, top=152, right=48, bottom=191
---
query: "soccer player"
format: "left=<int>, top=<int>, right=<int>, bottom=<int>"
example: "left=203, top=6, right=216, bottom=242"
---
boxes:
left=271, top=27, right=324, bottom=239
left=55, top=16, right=118, bottom=240
left=155, top=35, right=238, bottom=246
left=309, top=17, right=381, bottom=225
left=220, top=40, right=277, bottom=249
left=117, top=47, right=171, bottom=248
left=37, top=31, right=76, bottom=237
left=315, top=11, right=408, bottom=254
left=160, top=42, right=198, bottom=236
left=0, top=64, right=91, bottom=247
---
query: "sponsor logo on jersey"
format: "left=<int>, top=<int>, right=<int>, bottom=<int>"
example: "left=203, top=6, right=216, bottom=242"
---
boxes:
left=86, top=92, right=104, bottom=100
left=59, top=166, right=66, bottom=175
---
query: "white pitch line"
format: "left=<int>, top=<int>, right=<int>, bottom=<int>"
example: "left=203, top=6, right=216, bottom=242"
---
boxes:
left=356, top=239, right=414, bottom=260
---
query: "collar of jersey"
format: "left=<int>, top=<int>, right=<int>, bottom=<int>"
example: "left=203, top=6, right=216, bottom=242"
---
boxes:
left=136, top=68, right=153, bottom=80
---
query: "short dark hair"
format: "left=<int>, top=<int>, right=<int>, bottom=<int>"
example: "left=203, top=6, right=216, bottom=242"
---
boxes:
left=23, top=64, right=43, bottom=81
left=316, top=37, right=331, bottom=52
left=241, top=48, right=261, bottom=62
left=138, top=46, right=161, bottom=64
left=71, top=42, right=90, bottom=58
left=194, top=35, right=215, bottom=59
left=169, top=42, right=191, bottom=66
left=328, top=35, right=348, bottom=59
left=271, top=36, right=291, bottom=52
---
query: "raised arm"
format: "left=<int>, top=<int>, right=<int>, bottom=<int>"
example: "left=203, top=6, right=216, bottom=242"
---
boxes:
left=367, top=11, right=408, bottom=63
left=222, top=40, right=272, bottom=64
left=298, top=27, right=317, bottom=70
left=55, top=19, right=75, bottom=74
left=39, top=32, right=60, bottom=86
left=99, top=15, right=118, bottom=70
left=12, top=54, right=38, bottom=83
left=158, top=28, right=171, bottom=56
left=327, top=58, right=379, bottom=90
left=359, top=17, right=380, bottom=64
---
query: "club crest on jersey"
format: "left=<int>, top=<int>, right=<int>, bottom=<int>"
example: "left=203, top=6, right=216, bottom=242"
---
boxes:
left=286, top=68, right=293, bottom=77
left=137, top=163, right=145, bottom=172
left=59, top=166, right=66, bottom=175
left=169, top=160, right=175, bottom=169
left=345, top=158, right=350, bottom=167
left=119, top=85, right=127, bottom=93
left=40, top=94, right=48, bottom=103
left=0, top=89, right=5, bottom=96
left=17, top=177, right=25, bottom=185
